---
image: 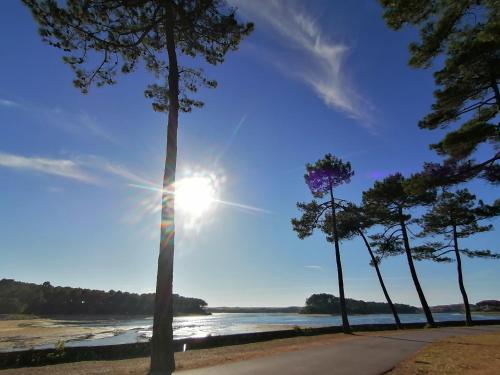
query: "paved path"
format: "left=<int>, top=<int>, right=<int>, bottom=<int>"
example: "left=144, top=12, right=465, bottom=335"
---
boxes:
left=176, top=325, right=500, bottom=375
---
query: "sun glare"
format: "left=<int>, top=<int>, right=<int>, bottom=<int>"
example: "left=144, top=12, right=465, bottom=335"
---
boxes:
left=175, top=175, right=218, bottom=219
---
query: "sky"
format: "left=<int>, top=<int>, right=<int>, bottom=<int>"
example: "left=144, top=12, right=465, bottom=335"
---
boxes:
left=0, top=0, right=498, bottom=308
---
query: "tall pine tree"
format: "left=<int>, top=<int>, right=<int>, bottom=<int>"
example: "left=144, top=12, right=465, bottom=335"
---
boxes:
left=417, top=189, right=500, bottom=325
left=292, top=154, right=354, bottom=333
left=22, top=1, right=252, bottom=373
left=363, top=173, right=436, bottom=327
left=323, top=203, right=403, bottom=328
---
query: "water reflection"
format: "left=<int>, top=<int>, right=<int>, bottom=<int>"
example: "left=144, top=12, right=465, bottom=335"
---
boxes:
left=16, top=312, right=500, bottom=350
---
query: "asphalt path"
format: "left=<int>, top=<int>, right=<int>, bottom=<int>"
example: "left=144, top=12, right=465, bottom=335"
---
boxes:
left=176, top=325, right=500, bottom=375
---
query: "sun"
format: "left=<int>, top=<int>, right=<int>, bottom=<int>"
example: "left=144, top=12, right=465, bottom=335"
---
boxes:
left=175, top=175, right=218, bottom=218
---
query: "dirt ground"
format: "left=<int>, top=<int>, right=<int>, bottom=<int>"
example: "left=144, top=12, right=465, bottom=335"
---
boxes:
left=0, top=332, right=358, bottom=374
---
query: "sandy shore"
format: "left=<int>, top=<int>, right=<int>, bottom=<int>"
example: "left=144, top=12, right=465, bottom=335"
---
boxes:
left=0, top=318, right=300, bottom=352
left=0, top=319, right=123, bottom=351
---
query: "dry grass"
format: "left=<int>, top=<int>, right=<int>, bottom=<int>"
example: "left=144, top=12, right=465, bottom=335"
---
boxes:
left=390, top=332, right=500, bottom=375
left=0, top=332, right=357, bottom=374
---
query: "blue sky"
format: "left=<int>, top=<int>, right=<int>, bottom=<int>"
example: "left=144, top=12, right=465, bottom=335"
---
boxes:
left=0, top=0, right=498, bottom=307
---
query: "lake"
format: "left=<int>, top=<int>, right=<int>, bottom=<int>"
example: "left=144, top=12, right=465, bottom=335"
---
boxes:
left=54, top=312, right=500, bottom=349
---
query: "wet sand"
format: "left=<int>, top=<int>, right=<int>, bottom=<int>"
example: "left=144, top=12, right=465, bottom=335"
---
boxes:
left=0, top=319, right=123, bottom=351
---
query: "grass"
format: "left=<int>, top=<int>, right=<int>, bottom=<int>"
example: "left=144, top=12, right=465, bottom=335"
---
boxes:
left=390, top=332, right=500, bottom=374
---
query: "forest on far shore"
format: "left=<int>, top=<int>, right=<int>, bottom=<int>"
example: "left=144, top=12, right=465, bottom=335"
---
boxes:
left=300, top=293, right=419, bottom=315
left=0, top=279, right=208, bottom=316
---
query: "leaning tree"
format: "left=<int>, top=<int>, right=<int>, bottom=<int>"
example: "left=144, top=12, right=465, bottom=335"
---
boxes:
left=363, top=173, right=436, bottom=327
left=22, top=1, right=253, bottom=373
left=380, top=0, right=500, bottom=184
left=417, top=189, right=500, bottom=325
left=291, top=154, right=354, bottom=333
left=323, top=203, right=403, bottom=328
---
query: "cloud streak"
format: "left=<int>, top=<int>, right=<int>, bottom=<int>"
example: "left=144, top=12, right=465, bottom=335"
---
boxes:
left=0, top=98, right=21, bottom=108
left=44, top=109, right=117, bottom=144
left=0, top=151, right=152, bottom=188
left=305, top=265, right=323, bottom=271
left=229, top=0, right=373, bottom=127
left=0, top=152, right=97, bottom=184
left=0, top=98, right=117, bottom=143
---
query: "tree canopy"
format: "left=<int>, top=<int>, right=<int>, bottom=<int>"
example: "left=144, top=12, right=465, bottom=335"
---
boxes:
left=380, top=0, right=500, bottom=183
left=363, top=173, right=436, bottom=225
left=417, top=189, right=500, bottom=261
left=304, top=154, right=354, bottom=198
left=23, top=0, right=253, bottom=112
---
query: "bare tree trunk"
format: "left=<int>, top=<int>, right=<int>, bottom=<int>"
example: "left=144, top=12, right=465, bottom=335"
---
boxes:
left=399, top=210, right=435, bottom=327
left=452, top=225, right=473, bottom=326
left=491, top=79, right=500, bottom=108
left=150, top=2, right=179, bottom=374
left=329, top=189, right=351, bottom=333
left=359, top=230, right=402, bottom=329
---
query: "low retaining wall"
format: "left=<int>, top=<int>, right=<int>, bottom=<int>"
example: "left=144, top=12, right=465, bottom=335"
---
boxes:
left=1, top=319, right=499, bottom=369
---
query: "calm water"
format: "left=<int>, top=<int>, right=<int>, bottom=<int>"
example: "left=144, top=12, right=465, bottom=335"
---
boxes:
left=55, top=312, right=499, bottom=348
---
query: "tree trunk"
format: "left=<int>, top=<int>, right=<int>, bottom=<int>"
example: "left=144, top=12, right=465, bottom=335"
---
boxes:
left=399, top=210, right=435, bottom=327
left=329, top=189, right=351, bottom=333
left=452, top=225, right=473, bottom=326
left=359, top=230, right=402, bottom=329
left=150, top=3, right=179, bottom=374
left=491, top=79, right=500, bottom=108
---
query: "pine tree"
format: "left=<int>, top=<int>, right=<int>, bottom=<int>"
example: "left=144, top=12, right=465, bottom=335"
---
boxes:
left=363, top=173, right=436, bottom=327
left=22, top=1, right=252, bottom=373
left=380, top=0, right=500, bottom=183
left=417, top=189, right=500, bottom=325
left=323, top=203, right=403, bottom=328
left=292, top=154, right=354, bottom=333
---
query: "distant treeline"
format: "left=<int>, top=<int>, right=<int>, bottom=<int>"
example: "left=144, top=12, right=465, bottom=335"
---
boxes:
left=431, top=300, right=500, bottom=313
left=0, top=279, right=208, bottom=316
left=301, top=294, right=420, bottom=315
left=208, top=307, right=301, bottom=314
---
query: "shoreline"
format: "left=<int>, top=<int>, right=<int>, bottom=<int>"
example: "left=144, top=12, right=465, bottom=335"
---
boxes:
left=1, top=321, right=500, bottom=371
left=2, top=312, right=500, bottom=353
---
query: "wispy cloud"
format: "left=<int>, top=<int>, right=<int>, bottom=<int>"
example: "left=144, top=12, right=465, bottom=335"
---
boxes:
left=46, top=186, right=64, bottom=193
left=0, top=98, right=117, bottom=143
left=305, top=265, right=323, bottom=271
left=44, top=109, right=117, bottom=144
left=0, top=98, right=21, bottom=108
left=0, top=152, right=97, bottom=184
left=229, top=0, right=373, bottom=127
left=0, top=151, right=152, bottom=188
left=76, top=155, right=155, bottom=186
